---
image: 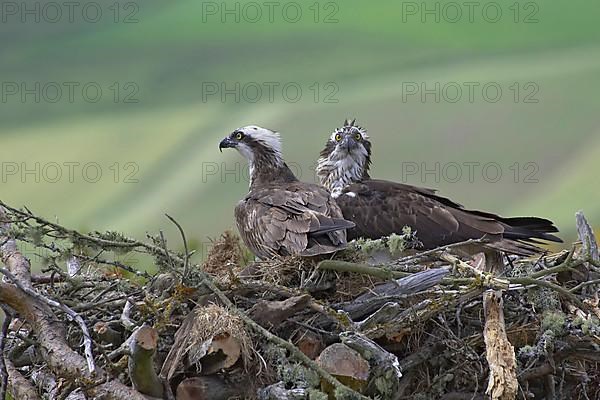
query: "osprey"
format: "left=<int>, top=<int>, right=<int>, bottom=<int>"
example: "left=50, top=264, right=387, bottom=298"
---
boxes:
left=316, top=119, right=562, bottom=255
left=219, top=125, right=354, bottom=259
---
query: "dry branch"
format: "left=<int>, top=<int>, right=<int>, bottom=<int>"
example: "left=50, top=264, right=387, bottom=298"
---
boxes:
left=257, top=382, right=307, bottom=400
left=316, top=342, right=370, bottom=393
left=128, top=325, right=164, bottom=398
left=340, top=332, right=402, bottom=398
left=6, top=359, right=39, bottom=400
left=249, top=294, right=312, bottom=328
left=159, top=304, right=249, bottom=381
left=0, top=201, right=598, bottom=399
left=0, top=206, right=147, bottom=400
left=176, top=376, right=247, bottom=400
left=196, top=275, right=372, bottom=400
left=577, top=211, right=599, bottom=261
left=342, top=268, right=449, bottom=319
left=480, top=251, right=518, bottom=400
left=483, top=291, right=518, bottom=400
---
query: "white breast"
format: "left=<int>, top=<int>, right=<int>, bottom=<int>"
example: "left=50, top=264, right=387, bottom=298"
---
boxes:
left=317, top=148, right=367, bottom=197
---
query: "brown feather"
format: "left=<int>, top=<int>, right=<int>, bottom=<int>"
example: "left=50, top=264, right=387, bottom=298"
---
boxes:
left=315, top=120, right=561, bottom=256
left=335, top=179, right=561, bottom=255
left=223, top=125, right=355, bottom=260
left=235, top=182, right=354, bottom=259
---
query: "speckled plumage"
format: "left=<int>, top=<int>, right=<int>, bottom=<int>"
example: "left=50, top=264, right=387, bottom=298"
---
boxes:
left=220, top=125, right=354, bottom=259
left=316, top=119, right=562, bottom=255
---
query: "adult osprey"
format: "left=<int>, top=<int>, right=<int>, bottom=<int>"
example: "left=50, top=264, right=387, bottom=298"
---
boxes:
left=316, top=119, right=562, bottom=255
left=219, top=125, right=354, bottom=259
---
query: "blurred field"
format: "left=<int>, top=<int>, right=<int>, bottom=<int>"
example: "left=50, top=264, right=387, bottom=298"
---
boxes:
left=1, top=0, right=599, bottom=259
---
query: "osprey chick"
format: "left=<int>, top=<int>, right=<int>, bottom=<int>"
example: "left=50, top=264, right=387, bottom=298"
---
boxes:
left=316, top=119, right=562, bottom=255
left=220, top=125, right=354, bottom=259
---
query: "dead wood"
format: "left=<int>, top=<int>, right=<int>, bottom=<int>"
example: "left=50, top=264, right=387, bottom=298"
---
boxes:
left=257, top=382, right=307, bottom=400
left=482, top=251, right=518, bottom=400
left=249, top=294, right=312, bottom=328
left=316, top=342, right=370, bottom=393
left=128, top=325, right=165, bottom=398
left=292, top=329, right=325, bottom=360
left=6, top=358, right=39, bottom=400
left=577, top=211, right=599, bottom=262
left=483, top=290, right=518, bottom=400
left=575, top=211, right=600, bottom=296
left=159, top=304, right=249, bottom=381
left=176, top=376, right=248, bottom=400
left=0, top=201, right=598, bottom=400
left=342, top=267, right=449, bottom=319
left=0, top=206, right=147, bottom=400
left=340, top=332, right=402, bottom=399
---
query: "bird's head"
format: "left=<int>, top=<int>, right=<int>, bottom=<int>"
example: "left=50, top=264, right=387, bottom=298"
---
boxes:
left=220, top=125, right=296, bottom=187
left=329, top=119, right=371, bottom=156
left=316, top=119, right=372, bottom=195
left=219, top=125, right=283, bottom=165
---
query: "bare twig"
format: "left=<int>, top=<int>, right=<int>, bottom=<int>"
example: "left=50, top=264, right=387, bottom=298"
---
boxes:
left=66, top=256, right=82, bottom=277
left=318, top=259, right=410, bottom=279
left=0, top=267, right=96, bottom=372
left=0, top=206, right=146, bottom=399
left=440, top=252, right=509, bottom=290
left=165, top=214, right=190, bottom=282
left=393, top=238, right=487, bottom=265
left=158, top=230, right=177, bottom=273
left=510, top=276, right=586, bottom=309
left=121, top=299, right=135, bottom=330
left=0, top=307, right=12, bottom=400
left=570, top=278, right=600, bottom=293
left=196, top=274, right=371, bottom=400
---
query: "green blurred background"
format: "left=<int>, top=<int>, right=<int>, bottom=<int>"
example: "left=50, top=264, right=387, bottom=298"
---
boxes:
left=1, top=0, right=599, bottom=259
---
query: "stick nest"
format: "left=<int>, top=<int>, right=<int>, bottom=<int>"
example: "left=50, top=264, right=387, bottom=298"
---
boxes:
left=0, top=202, right=599, bottom=400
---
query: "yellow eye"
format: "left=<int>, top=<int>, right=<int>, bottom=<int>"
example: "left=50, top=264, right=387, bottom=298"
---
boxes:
left=235, top=132, right=244, bottom=140
left=335, top=133, right=342, bottom=141
left=354, top=133, right=362, bottom=141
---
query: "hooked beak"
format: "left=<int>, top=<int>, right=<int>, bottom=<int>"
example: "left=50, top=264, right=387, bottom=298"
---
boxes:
left=219, top=137, right=237, bottom=152
left=340, top=135, right=358, bottom=152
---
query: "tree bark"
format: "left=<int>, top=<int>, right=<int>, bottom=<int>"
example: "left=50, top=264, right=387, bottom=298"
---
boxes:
left=128, top=325, right=165, bottom=398
left=482, top=251, right=517, bottom=400
left=0, top=207, right=147, bottom=400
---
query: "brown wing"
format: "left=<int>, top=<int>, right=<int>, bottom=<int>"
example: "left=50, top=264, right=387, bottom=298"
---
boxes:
left=235, top=182, right=354, bottom=259
left=336, top=179, right=560, bottom=254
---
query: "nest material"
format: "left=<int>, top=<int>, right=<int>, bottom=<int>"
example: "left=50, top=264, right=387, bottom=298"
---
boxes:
left=0, top=202, right=599, bottom=400
left=202, top=230, right=247, bottom=285
left=160, top=304, right=253, bottom=380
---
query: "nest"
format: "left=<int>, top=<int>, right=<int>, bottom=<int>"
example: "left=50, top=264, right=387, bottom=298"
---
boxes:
left=160, top=304, right=254, bottom=380
left=0, top=202, right=599, bottom=400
